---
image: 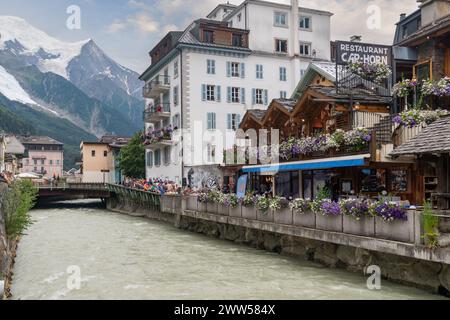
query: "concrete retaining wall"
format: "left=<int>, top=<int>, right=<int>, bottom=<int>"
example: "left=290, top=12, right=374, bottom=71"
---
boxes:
left=105, top=194, right=450, bottom=297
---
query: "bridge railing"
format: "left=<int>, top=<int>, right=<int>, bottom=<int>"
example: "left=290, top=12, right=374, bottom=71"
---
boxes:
left=106, top=184, right=161, bottom=210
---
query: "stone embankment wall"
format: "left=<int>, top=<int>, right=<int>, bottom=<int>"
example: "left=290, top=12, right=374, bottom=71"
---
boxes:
left=106, top=194, right=450, bottom=297
left=0, top=182, right=8, bottom=298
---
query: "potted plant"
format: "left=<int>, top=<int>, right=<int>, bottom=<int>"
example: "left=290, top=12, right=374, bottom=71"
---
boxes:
left=372, top=201, right=415, bottom=243
left=241, top=193, right=257, bottom=220
left=341, top=199, right=374, bottom=236
left=197, top=192, right=207, bottom=213
left=216, top=192, right=229, bottom=216
left=273, top=197, right=292, bottom=225
left=315, top=199, right=343, bottom=232
left=227, top=194, right=242, bottom=218
left=206, top=190, right=220, bottom=214
left=290, top=198, right=315, bottom=228
left=256, top=196, right=274, bottom=222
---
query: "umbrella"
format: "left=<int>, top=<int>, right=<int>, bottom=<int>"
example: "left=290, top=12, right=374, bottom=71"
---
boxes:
left=15, top=172, right=41, bottom=179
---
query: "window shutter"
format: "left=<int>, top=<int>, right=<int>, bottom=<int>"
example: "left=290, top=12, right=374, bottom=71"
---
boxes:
left=226, top=62, right=231, bottom=77
left=240, top=63, right=245, bottom=78
left=212, top=60, right=216, bottom=74
left=207, top=113, right=212, bottom=130
left=227, top=87, right=232, bottom=103
left=227, top=114, right=232, bottom=130
left=212, top=113, right=216, bottom=129
left=241, top=88, right=246, bottom=104
left=202, top=84, right=207, bottom=101
left=216, top=85, right=221, bottom=102
left=237, top=114, right=241, bottom=128
left=264, top=89, right=269, bottom=105
left=252, top=89, right=256, bottom=105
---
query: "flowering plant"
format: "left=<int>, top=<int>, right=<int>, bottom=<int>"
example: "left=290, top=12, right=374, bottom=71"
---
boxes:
left=369, top=201, right=407, bottom=221
left=339, top=199, right=370, bottom=220
left=255, top=196, right=271, bottom=213
left=393, top=109, right=448, bottom=128
left=392, top=79, right=418, bottom=97
left=224, top=194, right=239, bottom=208
left=290, top=198, right=311, bottom=214
left=207, top=189, right=222, bottom=204
left=319, top=199, right=342, bottom=216
left=198, top=192, right=208, bottom=203
left=241, top=193, right=257, bottom=207
left=344, top=127, right=372, bottom=151
left=347, top=62, right=392, bottom=83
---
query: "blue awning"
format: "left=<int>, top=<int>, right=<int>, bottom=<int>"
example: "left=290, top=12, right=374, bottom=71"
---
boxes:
left=242, top=154, right=370, bottom=174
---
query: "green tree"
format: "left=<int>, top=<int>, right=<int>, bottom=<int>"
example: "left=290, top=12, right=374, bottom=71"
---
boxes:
left=118, top=132, right=145, bottom=179
left=2, top=180, right=37, bottom=238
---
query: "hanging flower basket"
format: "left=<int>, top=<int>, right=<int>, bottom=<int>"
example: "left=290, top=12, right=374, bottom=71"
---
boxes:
left=347, top=62, right=392, bottom=83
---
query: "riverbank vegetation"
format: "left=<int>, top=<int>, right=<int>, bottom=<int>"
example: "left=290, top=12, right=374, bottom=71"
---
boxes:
left=2, top=180, right=37, bottom=238
left=118, top=132, right=145, bottom=179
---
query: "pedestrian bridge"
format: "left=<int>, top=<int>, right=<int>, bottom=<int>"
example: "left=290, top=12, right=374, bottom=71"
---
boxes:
left=37, top=183, right=161, bottom=206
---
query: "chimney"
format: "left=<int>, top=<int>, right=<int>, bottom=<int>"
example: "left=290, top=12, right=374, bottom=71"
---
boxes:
left=418, top=0, right=450, bottom=26
left=400, top=13, right=406, bottom=21
left=291, top=0, right=300, bottom=56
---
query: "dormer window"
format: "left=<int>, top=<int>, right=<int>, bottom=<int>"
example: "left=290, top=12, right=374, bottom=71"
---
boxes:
left=203, top=30, right=214, bottom=43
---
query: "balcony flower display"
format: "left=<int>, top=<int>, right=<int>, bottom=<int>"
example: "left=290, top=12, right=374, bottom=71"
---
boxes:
left=241, top=193, right=257, bottom=207
left=269, top=196, right=289, bottom=211
left=318, top=199, right=341, bottom=216
left=289, top=198, right=311, bottom=214
left=347, top=61, right=392, bottom=83
left=198, top=192, right=208, bottom=203
left=339, top=199, right=370, bottom=220
left=393, top=109, right=449, bottom=128
left=369, top=201, right=407, bottom=222
left=223, top=194, right=239, bottom=208
left=344, top=127, right=372, bottom=151
left=255, top=196, right=271, bottom=213
left=392, top=79, right=418, bottom=97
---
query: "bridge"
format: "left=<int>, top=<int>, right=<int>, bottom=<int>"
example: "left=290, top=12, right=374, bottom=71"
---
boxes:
left=37, top=183, right=161, bottom=208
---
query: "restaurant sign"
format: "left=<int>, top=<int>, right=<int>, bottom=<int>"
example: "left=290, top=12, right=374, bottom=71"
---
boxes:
left=336, top=41, right=392, bottom=66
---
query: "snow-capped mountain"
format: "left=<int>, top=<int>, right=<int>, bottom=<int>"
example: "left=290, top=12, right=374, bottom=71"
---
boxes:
left=0, top=16, right=144, bottom=168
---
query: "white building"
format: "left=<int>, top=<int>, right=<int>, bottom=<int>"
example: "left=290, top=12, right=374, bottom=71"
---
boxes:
left=139, top=0, right=332, bottom=187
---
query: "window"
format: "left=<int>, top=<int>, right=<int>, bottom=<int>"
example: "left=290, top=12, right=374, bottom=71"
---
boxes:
left=34, top=159, right=37, bottom=165
left=163, top=68, right=169, bottom=84
left=227, top=114, right=241, bottom=131
left=104, top=150, right=108, bottom=157
left=207, top=112, right=216, bottom=130
left=299, top=16, right=311, bottom=30
left=41, top=159, right=45, bottom=165
left=49, top=160, right=53, bottom=165
left=207, top=59, right=215, bottom=74
left=174, top=60, right=179, bottom=78
left=164, top=146, right=171, bottom=165
left=154, top=149, right=161, bottom=166
left=34, top=167, right=37, bottom=172
left=207, top=144, right=216, bottom=163
left=280, top=91, right=287, bottom=99
left=147, top=151, right=153, bottom=167
left=173, top=86, right=179, bottom=106
left=202, top=85, right=221, bottom=102
left=275, top=39, right=288, bottom=53
left=173, top=114, right=181, bottom=129
left=252, top=88, right=268, bottom=105
left=57, top=160, right=60, bottom=165
left=91, top=150, right=96, bottom=157
left=274, top=12, right=287, bottom=27
left=203, top=30, right=214, bottom=43
left=256, top=64, right=264, bottom=79
left=300, top=42, right=311, bottom=56
left=232, top=33, right=243, bottom=47
left=232, top=87, right=240, bottom=103
left=227, top=62, right=245, bottom=78
left=279, top=67, right=287, bottom=81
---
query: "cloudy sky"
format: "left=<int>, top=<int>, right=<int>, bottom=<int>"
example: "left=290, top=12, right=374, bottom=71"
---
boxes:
left=0, top=0, right=419, bottom=73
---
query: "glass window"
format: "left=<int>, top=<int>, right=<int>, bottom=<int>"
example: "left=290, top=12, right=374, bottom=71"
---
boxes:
left=227, top=113, right=241, bottom=131
left=154, top=149, right=161, bottom=166
left=276, top=172, right=300, bottom=199
left=390, top=169, right=408, bottom=193
left=231, top=87, right=240, bottom=103
left=255, top=89, right=264, bottom=104
left=173, top=86, right=179, bottom=106
left=279, top=67, right=287, bottom=81
left=300, top=42, right=311, bottom=56
left=299, top=16, right=311, bottom=30
left=207, top=112, right=216, bottom=130
left=203, top=30, right=214, bottom=43
left=280, top=91, right=287, bottom=99
left=207, top=59, right=215, bottom=74
left=360, top=169, right=387, bottom=193
left=147, top=151, right=153, bottom=167
left=207, top=144, right=216, bottom=163
left=232, top=33, right=243, bottom=47
left=164, top=146, right=171, bottom=165
left=206, top=85, right=216, bottom=101
left=231, top=62, right=240, bottom=77
left=91, top=150, right=96, bottom=157
left=275, top=39, right=288, bottom=53
left=174, top=60, right=179, bottom=78
left=104, top=151, right=108, bottom=157
left=274, top=12, right=287, bottom=27
left=256, top=64, right=263, bottom=79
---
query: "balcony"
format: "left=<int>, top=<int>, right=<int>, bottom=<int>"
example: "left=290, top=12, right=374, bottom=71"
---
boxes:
left=142, top=75, right=171, bottom=99
left=143, top=103, right=171, bottom=123
left=142, top=127, right=174, bottom=148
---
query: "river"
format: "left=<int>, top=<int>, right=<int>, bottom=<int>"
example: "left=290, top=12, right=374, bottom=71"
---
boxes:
left=11, top=200, right=445, bottom=300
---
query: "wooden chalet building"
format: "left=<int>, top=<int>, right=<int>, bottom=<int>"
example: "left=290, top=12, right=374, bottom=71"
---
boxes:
left=232, top=61, right=423, bottom=204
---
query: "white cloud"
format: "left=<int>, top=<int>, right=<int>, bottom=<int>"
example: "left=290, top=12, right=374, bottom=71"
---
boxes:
left=106, top=12, right=159, bottom=34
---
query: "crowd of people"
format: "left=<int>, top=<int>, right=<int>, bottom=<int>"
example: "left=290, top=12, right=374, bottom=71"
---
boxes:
left=121, top=177, right=182, bottom=195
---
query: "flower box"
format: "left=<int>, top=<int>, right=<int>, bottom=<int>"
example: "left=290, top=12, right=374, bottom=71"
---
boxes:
left=273, top=208, right=293, bottom=225
left=229, top=206, right=242, bottom=218
left=186, top=196, right=198, bottom=211
left=375, top=211, right=415, bottom=243
left=198, top=201, right=207, bottom=213
left=257, top=210, right=274, bottom=223
left=218, top=204, right=229, bottom=216
left=242, top=206, right=257, bottom=220
left=207, top=202, right=218, bottom=214
left=343, top=215, right=375, bottom=237
left=316, top=214, right=343, bottom=233
left=293, top=210, right=316, bottom=228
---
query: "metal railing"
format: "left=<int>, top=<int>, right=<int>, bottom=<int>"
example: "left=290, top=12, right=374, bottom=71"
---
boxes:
left=142, top=75, right=171, bottom=97
left=107, top=184, right=161, bottom=210
left=143, top=103, right=171, bottom=121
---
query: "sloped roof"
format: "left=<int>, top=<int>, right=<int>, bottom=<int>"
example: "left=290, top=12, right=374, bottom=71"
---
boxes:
left=248, top=109, right=267, bottom=122
left=390, top=115, right=450, bottom=156
left=397, top=14, right=450, bottom=46
left=292, top=62, right=341, bottom=100
left=273, top=98, right=297, bottom=112
left=309, top=86, right=392, bottom=104
left=18, top=135, right=63, bottom=146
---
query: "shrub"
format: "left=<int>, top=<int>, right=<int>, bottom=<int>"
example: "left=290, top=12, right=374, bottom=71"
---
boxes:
left=422, top=200, right=439, bottom=249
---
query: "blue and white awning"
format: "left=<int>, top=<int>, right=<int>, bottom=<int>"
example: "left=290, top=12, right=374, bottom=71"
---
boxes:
left=242, top=154, right=371, bottom=174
